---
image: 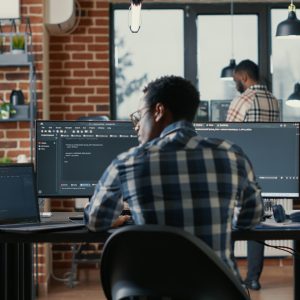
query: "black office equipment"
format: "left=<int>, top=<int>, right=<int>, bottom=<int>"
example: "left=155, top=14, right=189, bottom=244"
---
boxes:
left=36, top=120, right=138, bottom=197
left=101, top=225, right=249, bottom=300
left=194, top=122, right=299, bottom=198
left=0, top=164, right=84, bottom=232
left=273, top=204, right=287, bottom=223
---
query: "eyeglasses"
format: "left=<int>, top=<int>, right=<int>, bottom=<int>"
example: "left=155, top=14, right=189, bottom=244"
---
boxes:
left=129, top=108, right=149, bottom=127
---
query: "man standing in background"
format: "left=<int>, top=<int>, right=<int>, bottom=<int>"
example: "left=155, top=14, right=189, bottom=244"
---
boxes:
left=227, top=59, right=280, bottom=290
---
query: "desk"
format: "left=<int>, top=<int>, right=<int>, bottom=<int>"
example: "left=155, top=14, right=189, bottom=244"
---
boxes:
left=1, top=215, right=300, bottom=300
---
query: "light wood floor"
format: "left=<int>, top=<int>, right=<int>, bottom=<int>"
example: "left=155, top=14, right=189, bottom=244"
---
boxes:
left=37, top=264, right=293, bottom=300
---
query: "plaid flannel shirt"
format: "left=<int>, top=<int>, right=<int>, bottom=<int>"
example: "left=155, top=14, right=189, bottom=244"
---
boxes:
left=226, top=85, right=280, bottom=122
left=84, top=121, right=262, bottom=272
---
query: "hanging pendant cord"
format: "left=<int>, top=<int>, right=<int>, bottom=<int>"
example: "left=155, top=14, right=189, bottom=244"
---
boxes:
left=230, top=0, right=234, bottom=59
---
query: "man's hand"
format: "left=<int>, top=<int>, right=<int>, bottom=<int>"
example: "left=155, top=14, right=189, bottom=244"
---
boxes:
left=112, top=215, right=132, bottom=228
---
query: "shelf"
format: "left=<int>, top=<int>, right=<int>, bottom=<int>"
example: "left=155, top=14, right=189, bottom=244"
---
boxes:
left=0, top=118, right=30, bottom=122
left=0, top=53, right=34, bottom=66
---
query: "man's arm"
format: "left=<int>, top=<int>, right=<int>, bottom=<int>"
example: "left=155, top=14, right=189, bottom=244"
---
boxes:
left=235, top=158, right=263, bottom=229
left=84, top=161, right=125, bottom=231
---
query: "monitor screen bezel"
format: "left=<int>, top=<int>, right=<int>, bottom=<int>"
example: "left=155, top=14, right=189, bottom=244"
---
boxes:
left=35, top=120, right=137, bottom=198
left=193, top=121, right=300, bottom=200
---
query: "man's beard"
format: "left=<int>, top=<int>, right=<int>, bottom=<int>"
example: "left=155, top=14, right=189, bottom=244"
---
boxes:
left=236, top=81, right=245, bottom=94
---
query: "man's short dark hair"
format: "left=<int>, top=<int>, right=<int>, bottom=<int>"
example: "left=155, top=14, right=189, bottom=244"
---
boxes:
left=235, top=59, right=259, bottom=82
left=143, top=75, right=200, bottom=122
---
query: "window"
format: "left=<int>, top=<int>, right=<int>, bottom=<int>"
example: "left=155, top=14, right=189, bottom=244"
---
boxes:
left=113, top=9, right=184, bottom=119
left=271, top=9, right=300, bottom=121
left=197, top=14, right=258, bottom=101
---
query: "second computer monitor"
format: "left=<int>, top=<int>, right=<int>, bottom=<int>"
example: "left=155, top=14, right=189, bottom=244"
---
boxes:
left=194, top=122, right=299, bottom=198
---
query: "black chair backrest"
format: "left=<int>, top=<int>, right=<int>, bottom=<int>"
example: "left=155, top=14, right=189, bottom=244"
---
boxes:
left=100, top=225, right=249, bottom=300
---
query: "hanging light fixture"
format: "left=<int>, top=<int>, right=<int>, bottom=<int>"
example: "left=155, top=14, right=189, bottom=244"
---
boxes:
left=221, top=0, right=236, bottom=80
left=286, top=83, right=300, bottom=107
left=129, top=0, right=143, bottom=33
left=276, top=1, right=300, bottom=38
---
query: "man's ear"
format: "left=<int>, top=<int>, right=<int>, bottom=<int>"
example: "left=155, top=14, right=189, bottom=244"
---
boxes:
left=153, top=102, right=166, bottom=122
left=240, top=71, right=248, bottom=84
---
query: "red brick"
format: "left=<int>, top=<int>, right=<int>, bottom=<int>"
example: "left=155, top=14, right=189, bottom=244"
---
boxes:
left=6, top=73, right=29, bottom=81
left=64, top=62, right=86, bottom=69
left=50, top=104, right=70, bottom=112
left=29, top=6, right=43, bottom=14
left=88, top=44, right=108, bottom=52
left=96, top=1, right=109, bottom=9
left=50, top=113, right=64, bottom=120
left=72, top=36, right=94, bottom=43
left=72, top=105, right=94, bottom=111
left=88, top=28, right=109, bottom=35
left=20, top=141, right=31, bottom=148
left=0, top=123, right=17, bottom=129
left=87, top=61, right=109, bottom=68
left=6, top=131, right=30, bottom=139
left=88, top=79, right=109, bottom=86
left=0, top=83, right=17, bottom=90
left=64, top=79, right=85, bottom=86
left=72, top=53, right=93, bottom=60
left=95, top=36, right=109, bottom=43
left=50, top=70, right=72, bottom=77
left=87, top=10, right=109, bottom=17
left=73, top=70, right=94, bottom=77
left=65, top=44, right=86, bottom=51
left=95, top=19, right=109, bottom=26
left=0, top=141, right=17, bottom=148
left=50, top=53, right=70, bottom=61
left=65, top=97, right=85, bottom=103
left=88, top=96, right=109, bottom=103
left=74, top=87, right=95, bottom=94
left=50, top=87, right=72, bottom=95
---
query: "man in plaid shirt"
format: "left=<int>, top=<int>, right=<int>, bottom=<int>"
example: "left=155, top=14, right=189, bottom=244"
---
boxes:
left=226, top=59, right=280, bottom=122
left=85, top=75, right=263, bottom=275
left=227, top=60, right=280, bottom=290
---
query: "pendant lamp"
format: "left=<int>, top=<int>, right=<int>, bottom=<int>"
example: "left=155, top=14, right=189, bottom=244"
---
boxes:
left=286, top=83, right=300, bottom=107
left=276, top=1, right=300, bottom=38
left=129, top=0, right=143, bottom=33
left=221, top=0, right=236, bottom=80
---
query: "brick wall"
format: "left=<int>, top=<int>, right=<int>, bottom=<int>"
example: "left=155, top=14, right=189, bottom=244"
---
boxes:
left=0, top=0, right=44, bottom=162
left=49, top=0, right=110, bottom=121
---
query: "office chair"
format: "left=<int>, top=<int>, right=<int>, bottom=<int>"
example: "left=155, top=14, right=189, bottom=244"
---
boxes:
left=100, top=225, right=249, bottom=300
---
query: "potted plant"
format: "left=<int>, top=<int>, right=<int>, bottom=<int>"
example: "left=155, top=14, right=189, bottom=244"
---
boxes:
left=0, top=156, right=13, bottom=164
left=0, top=99, right=16, bottom=119
left=11, top=34, right=25, bottom=54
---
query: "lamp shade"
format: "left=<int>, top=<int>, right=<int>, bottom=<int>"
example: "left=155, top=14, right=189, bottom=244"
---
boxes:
left=220, top=59, right=236, bottom=80
left=276, top=8, right=300, bottom=38
left=287, top=83, right=300, bottom=107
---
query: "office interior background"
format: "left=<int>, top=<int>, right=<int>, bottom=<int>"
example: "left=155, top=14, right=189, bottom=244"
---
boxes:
left=0, top=0, right=299, bottom=296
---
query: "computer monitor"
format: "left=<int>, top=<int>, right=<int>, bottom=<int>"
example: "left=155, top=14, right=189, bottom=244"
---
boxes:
left=210, top=100, right=231, bottom=122
left=194, top=122, right=299, bottom=198
left=36, top=121, right=138, bottom=197
left=194, top=100, right=209, bottom=122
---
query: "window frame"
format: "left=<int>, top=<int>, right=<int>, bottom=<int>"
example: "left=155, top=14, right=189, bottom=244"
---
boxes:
left=110, top=2, right=289, bottom=119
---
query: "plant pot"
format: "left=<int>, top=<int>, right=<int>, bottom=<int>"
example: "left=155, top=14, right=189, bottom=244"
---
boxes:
left=11, top=49, right=25, bottom=54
